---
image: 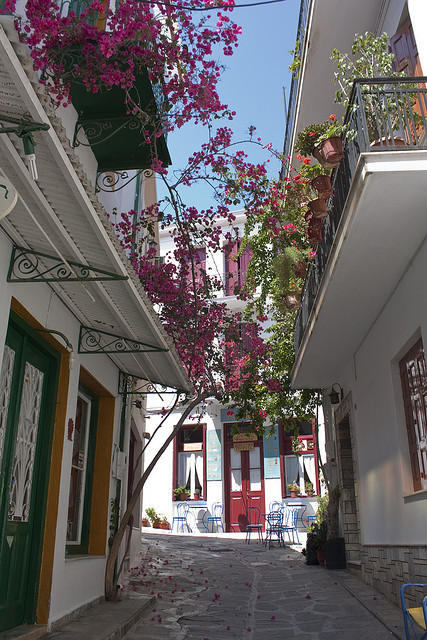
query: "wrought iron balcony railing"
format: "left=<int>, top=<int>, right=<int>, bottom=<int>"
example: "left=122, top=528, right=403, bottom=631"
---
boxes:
left=294, top=77, right=427, bottom=354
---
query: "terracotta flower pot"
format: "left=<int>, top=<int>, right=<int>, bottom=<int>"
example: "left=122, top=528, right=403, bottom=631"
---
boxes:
left=290, top=490, right=299, bottom=498
left=311, top=175, right=332, bottom=198
left=141, top=518, right=150, bottom=527
left=284, top=293, right=301, bottom=311
left=313, top=136, right=343, bottom=168
left=308, top=198, right=328, bottom=219
left=292, top=261, right=307, bottom=278
left=159, top=522, right=170, bottom=530
left=180, top=493, right=189, bottom=501
left=316, top=549, right=326, bottom=566
left=306, top=213, right=324, bottom=246
left=370, top=136, right=405, bottom=150
left=153, top=521, right=161, bottom=529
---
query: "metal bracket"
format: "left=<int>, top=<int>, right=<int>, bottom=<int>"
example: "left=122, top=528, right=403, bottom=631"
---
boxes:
left=118, top=370, right=186, bottom=397
left=7, top=246, right=128, bottom=283
left=79, top=326, right=169, bottom=355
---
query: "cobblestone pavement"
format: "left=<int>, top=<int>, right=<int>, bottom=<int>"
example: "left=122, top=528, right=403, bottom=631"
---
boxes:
left=122, top=532, right=404, bottom=640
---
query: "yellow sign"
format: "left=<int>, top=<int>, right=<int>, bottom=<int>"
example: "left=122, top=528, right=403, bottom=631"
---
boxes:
left=233, top=442, right=254, bottom=451
left=182, top=443, right=202, bottom=452
left=233, top=433, right=257, bottom=443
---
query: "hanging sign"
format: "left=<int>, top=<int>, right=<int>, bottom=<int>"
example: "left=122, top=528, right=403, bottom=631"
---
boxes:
left=0, top=177, right=18, bottom=221
left=233, top=441, right=254, bottom=451
left=233, top=433, right=257, bottom=443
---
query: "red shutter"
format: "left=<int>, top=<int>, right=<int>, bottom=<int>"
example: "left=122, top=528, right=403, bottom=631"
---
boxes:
left=225, top=241, right=239, bottom=295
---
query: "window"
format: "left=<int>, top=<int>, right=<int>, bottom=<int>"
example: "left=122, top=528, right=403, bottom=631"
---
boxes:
left=399, top=339, right=427, bottom=491
left=66, top=386, right=98, bottom=553
left=224, top=322, right=255, bottom=389
left=224, top=240, right=252, bottom=296
left=284, top=454, right=316, bottom=496
left=174, top=425, right=206, bottom=498
left=184, top=247, right=206, bottom=288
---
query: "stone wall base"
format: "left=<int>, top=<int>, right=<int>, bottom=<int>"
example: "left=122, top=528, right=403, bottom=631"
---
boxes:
left=347, top=544, right=427, bottom=606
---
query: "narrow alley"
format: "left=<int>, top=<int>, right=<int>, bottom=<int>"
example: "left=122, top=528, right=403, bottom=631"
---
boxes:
left=119, top=532, right=403, bottom=640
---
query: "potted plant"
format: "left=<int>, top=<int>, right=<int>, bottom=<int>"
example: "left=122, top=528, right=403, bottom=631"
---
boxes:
left=141, top=516, right=150, bottom=527
left=305, top=482, right=314, bottom=497
left=305, top=212, right=324, bottom=246
left=295, top=115, right=346, bottom=168
left=174, top=486, right=189, bottom=501
left=330, top=32, right=415, bottom=145
left=159, top=516, right=170, bottom=530
left=298, top=158, right=333, bottom=199
left=145, top=507, right=161, bottom=528
left=287, top=482, right=301, bottom=498
left=193, top=488, right=201, bottom=500
left=307, top=520, right=327, bottom=565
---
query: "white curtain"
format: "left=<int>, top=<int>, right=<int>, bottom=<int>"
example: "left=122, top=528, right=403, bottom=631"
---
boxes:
left=178, top=452, right=191, bottom=489
left=303, top=454, right=316, bottom=488
left=285, top=455, right=299, bottom=488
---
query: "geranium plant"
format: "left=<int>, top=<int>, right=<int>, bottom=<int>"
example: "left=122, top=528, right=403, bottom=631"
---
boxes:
left=295, top=115, right=346, bottom=157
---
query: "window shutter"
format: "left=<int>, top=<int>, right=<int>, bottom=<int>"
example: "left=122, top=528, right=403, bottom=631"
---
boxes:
left=400, top=339, right=427, bottom=491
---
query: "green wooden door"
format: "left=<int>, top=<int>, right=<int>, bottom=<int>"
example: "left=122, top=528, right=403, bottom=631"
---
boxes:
left=0, top=316, right=59, bottom=631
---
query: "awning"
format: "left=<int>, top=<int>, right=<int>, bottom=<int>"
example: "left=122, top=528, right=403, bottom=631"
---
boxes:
left=0, top=17, right=192, bottom=394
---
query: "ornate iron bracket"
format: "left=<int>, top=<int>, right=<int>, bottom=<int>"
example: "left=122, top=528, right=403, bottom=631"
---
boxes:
left=79, top=326, right=169, bottom=355
left=118, top=371, right=186, bottom=397
left=95, top=168, right=154, bottom=193
left=7, top=246, right=128, bottom=283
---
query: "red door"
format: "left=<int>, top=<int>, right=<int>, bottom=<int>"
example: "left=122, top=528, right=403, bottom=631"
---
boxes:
left=225, top=441, right=265, bottom=532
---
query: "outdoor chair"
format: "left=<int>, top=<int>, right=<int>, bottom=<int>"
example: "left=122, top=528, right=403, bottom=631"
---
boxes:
left=281, top=506, right=300, bottom=545
left=245, top=506, right=263, bottom=544
left=171, top=501, right=191, bottom=533
left=205, top=501, right=224, bottom=533
left=269, top=500, right=282, bottom=513
left=264, top=510, right=283, bottom=549
left=401, top=583, right=427, bottom=639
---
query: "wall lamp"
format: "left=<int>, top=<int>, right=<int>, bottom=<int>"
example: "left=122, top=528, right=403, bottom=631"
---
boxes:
left=328, top=383, right=343, bottom=405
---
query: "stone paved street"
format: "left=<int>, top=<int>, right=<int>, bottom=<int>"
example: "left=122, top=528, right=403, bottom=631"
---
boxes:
left=122, top=532, right=405, bottom=640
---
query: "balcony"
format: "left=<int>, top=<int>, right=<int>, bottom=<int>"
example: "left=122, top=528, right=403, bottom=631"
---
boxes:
left=292, top=77, right=427, bottom=389
left=57, top=0, right=171, bottom=174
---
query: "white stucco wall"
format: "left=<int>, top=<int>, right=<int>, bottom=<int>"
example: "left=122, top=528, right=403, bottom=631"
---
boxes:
left=0, top=229, right=123, bottom=624
left=339, top=234, right=427, bottom=546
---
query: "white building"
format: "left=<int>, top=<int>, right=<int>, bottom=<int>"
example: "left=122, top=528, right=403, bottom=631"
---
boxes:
left=0, top=14, right=191, bottom=635
left=287, top=0, right=427, bottom=605
left=142, top=212, right=325, bottom=535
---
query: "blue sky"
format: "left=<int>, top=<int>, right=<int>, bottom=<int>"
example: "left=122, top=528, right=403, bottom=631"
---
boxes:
left=158, top=0, right=300, bottom=209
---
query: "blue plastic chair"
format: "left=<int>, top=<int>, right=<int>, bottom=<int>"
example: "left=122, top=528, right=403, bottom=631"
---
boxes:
left=171, top=501, right=190, bottom=533
left=400, top=583, right=427, bottom=639
left=281, top=506, right=300, bottom=545
left=264, top=511, right=283, bottom=549
left=245, top=506, right=263, bottom=544
left=205, top=502, right=224, bottom=533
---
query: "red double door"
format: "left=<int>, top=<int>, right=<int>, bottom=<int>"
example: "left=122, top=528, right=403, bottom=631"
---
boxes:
left=225, top=441, right=265, bottom=532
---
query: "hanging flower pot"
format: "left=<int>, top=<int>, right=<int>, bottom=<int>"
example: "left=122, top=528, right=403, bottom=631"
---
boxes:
left=292, top=261, right=307, bottom=279
left=313, top=136, right=344, bottom=168
left=306, top=213, right=324, bottom=246
left=284, top=292, right=301, bottom=311
left=311, top=174, right=332, bottom=198
left=308, top=198, right=328, bottom=218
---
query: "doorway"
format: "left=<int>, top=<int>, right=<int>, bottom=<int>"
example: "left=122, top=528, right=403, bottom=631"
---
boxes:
left=0, top=315, right=58, bottom=631
left=225, top=438, right=265, bottom=532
